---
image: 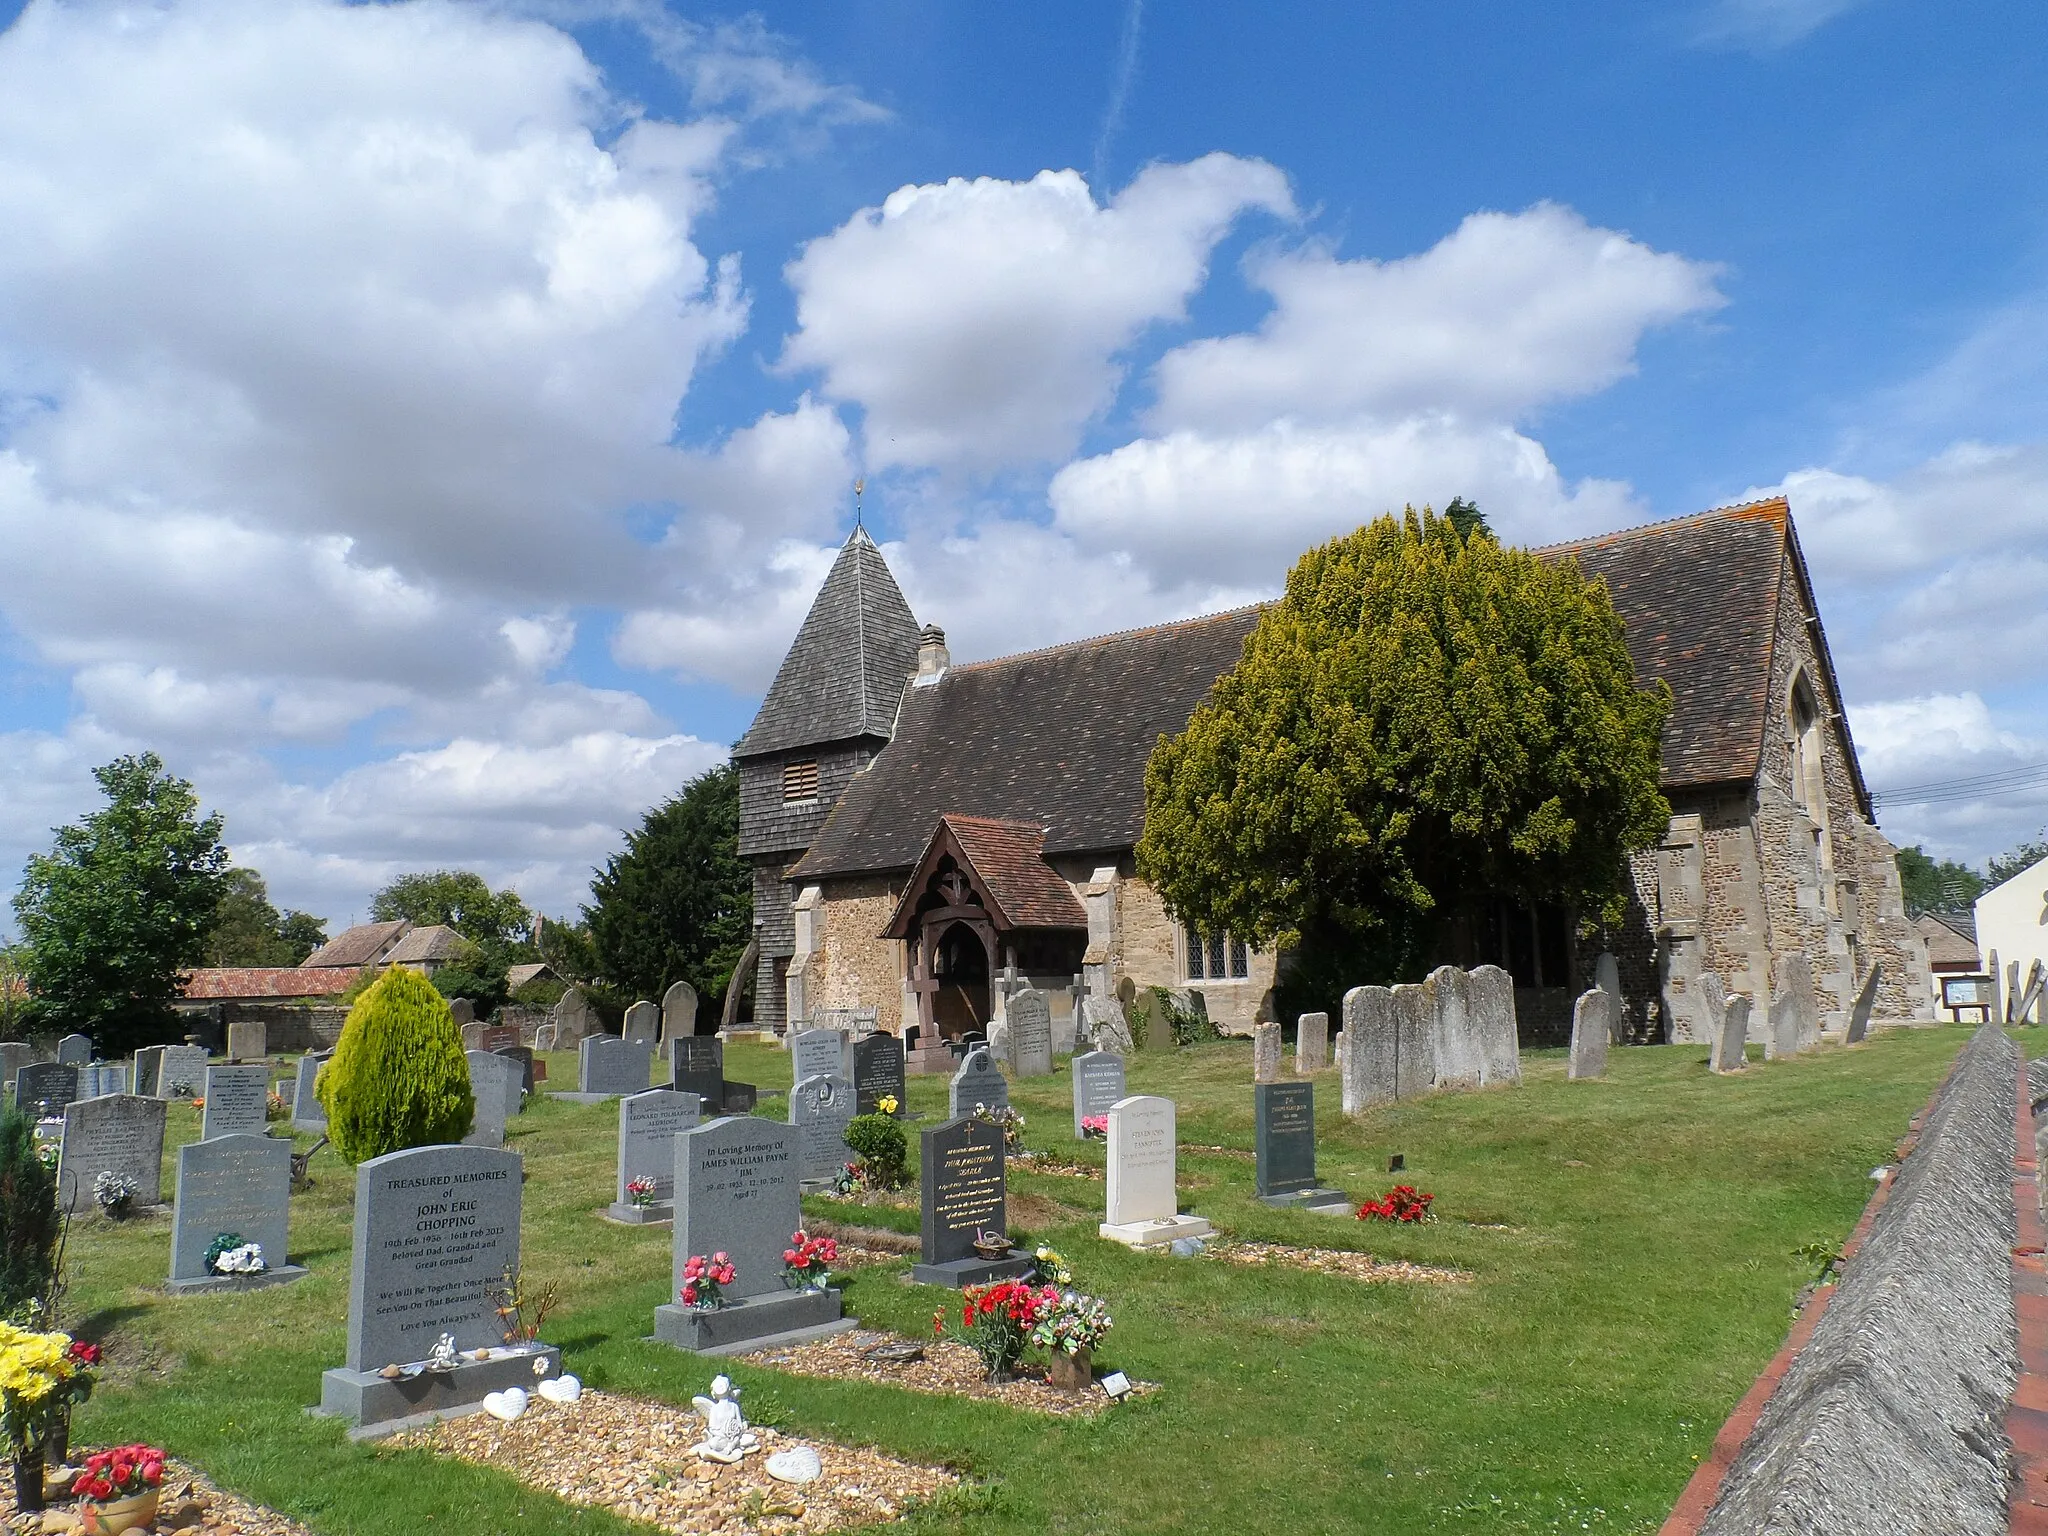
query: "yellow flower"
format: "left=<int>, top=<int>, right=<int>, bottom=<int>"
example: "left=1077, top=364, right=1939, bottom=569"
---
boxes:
left=878, top=1095, right=899, bottom=1115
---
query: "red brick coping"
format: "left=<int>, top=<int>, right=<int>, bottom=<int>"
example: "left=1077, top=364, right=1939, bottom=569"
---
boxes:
left=2006, top=1068, right=2048, bottom=1533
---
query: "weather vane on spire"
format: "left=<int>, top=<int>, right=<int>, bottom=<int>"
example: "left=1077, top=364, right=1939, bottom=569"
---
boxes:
left=853, top=477, right=866, bottom=534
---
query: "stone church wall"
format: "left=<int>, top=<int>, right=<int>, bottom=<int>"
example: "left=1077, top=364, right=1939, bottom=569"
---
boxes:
left=1115, top=874, right=1278, bottom=1035
left=802, top=875, right=908, bottom=1036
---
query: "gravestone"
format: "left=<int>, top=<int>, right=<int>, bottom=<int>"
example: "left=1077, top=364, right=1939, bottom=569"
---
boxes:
left=1254, top=1081, right=1347, bottom=1211
left=1341, top=986, right=1398, bottom=1114
left=168, top=1132, right=304, bottom=1294
left=1295, top=1012, right=1330, bottom=1074
left=131, top=1045, right=164, bottom=1099
left=1596, top=951, right=1623, bottom=1004
left=652, top=1117, right=853, bottom=1355
left=158, top=1044, right=208, bottom=1099
left=0, top=1041, right=31, bottom=1095
left=186, top=1005, right=226, bottom=1055
left=1099, top=1094, right=1211, bottom=1248
left=609, top=1087, right=702, bottom=1223
left=790, top=1073, right=856, bottom=1185
left=1138, top=986, right=1173, bottom=1051
left=720, top=1080, right=758, bottom=1114
left=1071, top=1049, right=1126, bottom=1137
left=201, top=1064, right=270, bottom=1140
left=478, top=1023, right=520, bottom=1054
left=1711, top=997, right=1751, bottom=1074
left=226, top=1020, right=267, bottom=1063
left=948, top=1047, right=1009, bottom=1118
left=460, top=1020, right=487, bottom=1053
left=1007, top=988, right=1054, bottom=1077
left=292, top=1051, right=331, bottom=1132
left=57, top=1094, right=166, bottom=1214
left=16, top=1062, right=80, bottom=1118
left=1390, top=983, right=1435, bottom=1101
left=549, top=986, right=601, bottom=1049
left=563, top=1035, right=653, bottom=1101
left=790, top=1028, right=850, bottom=1086
left=1252, top=1021, right=1281, bottom=1083
left=1775, top=952, right=1821, bottom=1053
left=494, top=1044, right=535, bottom=1097
left=1426, top=966, right=1484, bottom=1090
left=1766, top=987, right=1802, bottom=1061
left=464, top=1050, right=524, bottom=1148
left=56, top=1033, right=92, bottom=1066
left=1567, top=989, right=1614, bottom=1081
left=1846, top=964, right=1883, bottom=1044
left=905, top=1024, right=957, bottom=1076
left=1698, top=972, right=1729, bottom=1042
left=448, top=998, right=475, bottom=1029
left=1089, top=991, right=1134, bottom=1054
left=623, top=1000, right=661, bottom=1045
left=912, top=1115, right=1031, bottom=1286
left=1468, top=964, right=1523, bottom=1086
left=660, top=979, right=699, bottom=1044
left=852, top=1033, right=906, bottom=1116
left=319, top=1143, right=559, bottom=1433
left=668, top=1033, right=724, bottom=1082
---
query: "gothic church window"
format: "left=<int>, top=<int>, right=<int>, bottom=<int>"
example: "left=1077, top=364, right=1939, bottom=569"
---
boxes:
left=1184, top=924, right=1250, bottom=981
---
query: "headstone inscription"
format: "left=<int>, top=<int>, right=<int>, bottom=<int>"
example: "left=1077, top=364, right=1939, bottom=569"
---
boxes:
left=1567, top=989, right=1614, bottom=1081
left=652, top=1118, right=853, bottom=1355
left=0, top=1041, right=30, bottom=1095
left=1006, top=987, right=1054, bottom=1077
left=57, top=1095, right=167, bottom=1214
left=564, top=1035, right=653, bottom=1101
left=168, top=1132, right=304, bottom=1293
left=912, top=1115, right=1032, bottom=1286
left=464, top=1050, right=524, bottom=1148
left=1711, top=997, right=1751, bottom=1074
left=668, top=1033, right=724, bottom=1081
left=1295, top=1012, right=1330, bottom=1074
left=1071, top=1049, right=1126, bottom=1137
left=56, top=1033, right=92, bottom=1066
left=623, top=1000, right=661, bottom=1045
left=15, top=1063, right=80, bottom=1118
left=1252, top=1021, right=1281, bottom=1083
left=852, top=1033, right=906, bottom=1116
left=789, top=1028, right=850, bottom=1086
left=660, top=979, right=699, bottom=1043
left=291, top=1051, right=331, bottom=1132
left=226, top=1020, right=267, bottom=1062
left=1846, top=964, right=1883, bottom=1044
left=1254, top=1081, right=1348, bottom=1212
left=478, top=1023, right=520, bottom=1054
left=948, top=1047, right=1009, bottom=1118
left=319, top=1144, right=559, bottom=1433
left=790, top=1074, right=856, bottom=1186
left=609, top=1088, right=702, bottom=1223
left=158, top=1044, right=208, bottom=1099
left=200, top=1064, right=270, bottom=1140
left=1099, top=1094, right=1212, bottom=1248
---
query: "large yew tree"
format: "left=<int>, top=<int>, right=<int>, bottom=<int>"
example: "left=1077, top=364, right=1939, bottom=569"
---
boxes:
left=1136, top=509, right=1672, bottom=984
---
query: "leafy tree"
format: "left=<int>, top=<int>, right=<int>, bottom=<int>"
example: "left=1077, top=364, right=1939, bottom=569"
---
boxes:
left=12, top=753, right=230, bottom=1054
left=1443, top=495, right=1491, bottom=542
left=1989, top=834, right=2048, bottom=888
left=585, top=765, right=752, bottom=1002
left=535, top=916, right=601, bottom=986
left=205, top=868, right=327, bottom=966
left=370, top=870, right=533, bottom=955
left=1896, top=844, right=1985, bottom=915
left=316, top=966, right=474, bottom=1164
left=0, top=1105, right=60, bottom=1320
left=1137, top=509, right=1672, bottom=998
left=431, top=955, right=509, bottom=1014
left=0, top=943, right=29, bottom=1039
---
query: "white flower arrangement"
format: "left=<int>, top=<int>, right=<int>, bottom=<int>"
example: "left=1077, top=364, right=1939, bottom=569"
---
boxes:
left=210, top=1241, right=268, bottom=1276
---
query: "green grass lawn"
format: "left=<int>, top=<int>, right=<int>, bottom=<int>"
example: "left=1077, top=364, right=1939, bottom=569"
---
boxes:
left=56, top=1022, right=2017, bottom=1536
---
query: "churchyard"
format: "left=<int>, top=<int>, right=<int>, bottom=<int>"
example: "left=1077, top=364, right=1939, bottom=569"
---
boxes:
left=11, top=1018, right=1995, bottom=1535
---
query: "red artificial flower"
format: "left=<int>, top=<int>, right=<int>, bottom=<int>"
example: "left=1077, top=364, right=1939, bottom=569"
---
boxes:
left=68, top=1340, right=101, bottom=1365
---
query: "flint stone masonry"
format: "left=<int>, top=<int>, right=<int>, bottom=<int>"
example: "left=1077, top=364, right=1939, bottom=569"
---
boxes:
left=1071, top=1050, right=1126, bottom=1137
left=57, top=1094, right=166, bottom=1213
left=1252, top=1021, right=1281, bottom=1083
left=1695, top=1022, right=2019, bottom=1536
left=913, top=1115, right=1031, bottom=1286
left=1846, top=964, right=1883, bottom=1044
left=790, top=1029, right=850, bottom=1086
left=464, top=1050, right=524, bottom=1148
left=609, top=1087, right=701, bottom=1222
left=790, top=1073, right=856, bottom=1184
left=169, top=1132, right=304, bottom=1294
left=1567, top=990, right=1613, bottom=1081
left=1007, top=988, right=1054, bottom=1077
left=1100, top=1094, right=1211, bottom=1248
left=158, top=1045, right=208, bottom=1099
left=852, top=1033, right=906, bottom=1115
left=226, top=1020, right=267, bottom=1062
left=1711, top=997, right=1752, bottom=1073
left=201, top=1064, right=270, bottom=1140
left=623, top=1001, right=661, bottom=1045
left=1295, top=1012, right=1329, bottom=1073
left=56, top=1033, right=91, bottom=1065
left=660, top=980, right=699, bottom=1043
left=292, top=1051, right=330, bottom=1131
left=16, top=1063, right=80, bottom=1117
left=948, top=1048, right=1008, bottom=1118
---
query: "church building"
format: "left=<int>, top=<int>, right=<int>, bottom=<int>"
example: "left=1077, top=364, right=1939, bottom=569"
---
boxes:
left=733, top=498, right=1933, bottom=1046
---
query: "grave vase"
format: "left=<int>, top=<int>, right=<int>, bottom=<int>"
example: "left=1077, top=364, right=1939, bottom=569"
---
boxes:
left=43, top=1406, right=67, bottom=1471
left=10, top=1445, right=43, bottom=1513
left=1048, top=1347, right=1093, bottom=1392
left=80, top=1488, right=159, bottom=1534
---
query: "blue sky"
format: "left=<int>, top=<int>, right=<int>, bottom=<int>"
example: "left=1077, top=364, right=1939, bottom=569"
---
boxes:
left=0, top=0, right=2043, bottom=931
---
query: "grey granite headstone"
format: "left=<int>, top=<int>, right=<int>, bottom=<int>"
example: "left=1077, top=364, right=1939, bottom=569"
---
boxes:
left=56, top=1033, right=91, bottom=1066
left=201, top=1064, right=270, bottom=1140
left=575, top=1035, right=653, bottom=1098
left=169, top=1132, right=302, bottom=1293
left=0, top=1042, right=30, bottom=1094
left=1071, top=1049, right=1126, bottom=1136
left=912, top=1114, right=1031, bottom=1287
left=158, top=1044, right=208, bottom=1099
left=1295, top=1012, right=1329, bottom=1073
left=1567, top=989, right=1614, bottom=1080
left=1846, top=964, right=1883, bottom=1044
left=226, top=1019, right=267, bottom=1062
left=790, top=1028, right=850, bottom=1086
left=1007, top=988, right=1054, bottom=1077
left=948, top=1047, right=1009, bottom=1118
left=660, top=980, right=699, bottom=1043
left=1712, top=996, right=1751, bottom=1073
left=495, top=1044, right=535, bottom=1097
left=623, top=1000, right=660, bottom=1045
left=57, top=1094, right=166, bottom=1214
left=1469, top=964, right=1522, bottom=1086
left=1427, top=966, right=1484, bottom=1090
left=292, top=1051, right=331, bottom=1132
left=672, top=1058, right=725, bottom=1112
left=1341, top=986, right=1397, bottom=1114
left=1255, top=1081, right=1346, bottom=1210
left=16, top=1062, right=79, bottom=1117
left=852, top=1033, right=906, bottom=1115
left=790, top=1073, right=856, bottom=1184
left=609, top=1087, right=702, bottom=1221
left=464, top=1050, right=524, bottom=1148
left=1252, top=1021, right=1282, bottom=1083
left=131, top=1045, right=163, bottom=1099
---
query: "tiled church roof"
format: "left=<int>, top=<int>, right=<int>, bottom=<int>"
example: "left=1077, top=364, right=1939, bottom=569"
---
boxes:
left=735, top=527, right=921, bottom=758
left=934, top=815, right=1089, bottom=929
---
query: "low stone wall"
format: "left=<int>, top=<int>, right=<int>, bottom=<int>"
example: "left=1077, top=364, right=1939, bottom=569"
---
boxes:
left=216, top=1004, right=351, bottom=1052
left=1695, top=1021, right=2018, bottom=1536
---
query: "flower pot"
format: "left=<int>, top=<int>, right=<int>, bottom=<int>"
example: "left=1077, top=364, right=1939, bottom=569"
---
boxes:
left=1049, top=1348, right=1093, bottom=1391
left=80, top=1488, right=159, bottom=1534
left=972, top=1241, right=1011, bottom=1260
left=11, top=1449, right=44, bottom=1513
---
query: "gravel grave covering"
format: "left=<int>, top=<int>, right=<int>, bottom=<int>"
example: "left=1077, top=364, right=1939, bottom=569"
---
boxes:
left=9, top=1457, right=313, bottom=1536
left=739, top=1328, right=1146, bottom=1417
left=1205, top=1238, right=1474, bottom=1286
left=393, top=1388, right=956, bottom=1534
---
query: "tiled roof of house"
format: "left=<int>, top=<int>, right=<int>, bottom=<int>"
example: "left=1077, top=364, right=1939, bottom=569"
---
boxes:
left=384, top=924, right=472, bottom=965
left=182, top=967, right=362, bottom=1000
left=1917, top=911, right=1980, bottom=967
left=302, top=919, right=410, bottom=968
left=734, top=527, right=921, bottom=758
left=507, top=962, right=558, bottom=989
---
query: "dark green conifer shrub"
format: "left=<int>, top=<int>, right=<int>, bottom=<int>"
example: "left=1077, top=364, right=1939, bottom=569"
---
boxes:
left=843, top=1113, right=908, bottom=1188
left=317, top=966, right=475, bottom=1163
left=0, top=1105, right=61, bottom=1319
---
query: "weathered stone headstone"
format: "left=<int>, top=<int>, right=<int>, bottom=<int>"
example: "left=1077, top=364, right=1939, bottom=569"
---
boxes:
left=1469, top=964, right=1522, bottom=1087
left=790, top=1073, right=856, bottom=1185
left=1099, top=1094, right=1211, bottom=1247
left=1138, top=986, right=1173, bottom=1051
left=1007, top=988, right=1054, bottom=1077
left=464, top=1050, right=524, bottom=1148
left=226, top=1020, right=267, bottom=1062
left=460, top=1020, right=486, bottom=1053
left=1252, top=1021, right=1282, bottom=1083
left=16, top=1062, right=80, bottom=1117
left=292, top=1051, right=330, bottom=1132
left=57, top=1094, right=166, bottom=1214
left=948, top=1047, right=1009, bottom=1118
left=569, top=1035, right=654, bottom=1100
left=1295, top=1012, right=1329, bottom=1074
left=652, top=1117, right=852, bottom=1355
left=320, top=1143, right=556, bottom=1432
left=660, top=979, right=699, bottom=1044
left=1846, top=964, right=1883, bottom=1044
left=1712, top=996, right=1751, bottom=1073
left=0, top=1041, right=31, bottom=1096
left=609, top=1087, right=702, bottom=1222
left=912, top=1114, right=1031, bottom=1286
left=852, top=1033, right=906, bottom=1115
left=623, top=1000, right=660, bottom=1045
left=1767, top=987, right=1802, bottom=1061
left=1071, top=1049, right=1126, bottom=1137
left=169, top=1132, right=303, bottom=1293
left=1255, top=1081, right=1347, bottom=1211
left=201, top=1064, right=270, bottom=1140
left=131, top=1045, right=163, bottom=1099
left=549, top=986, right=601, bottom=1049
left=1567, top=989, right=1614, bottom=1081
left=158, top=1044, right=208, bottom=1099
left=1698, top=972, right=1729, bottom=1041
left=1596, top=950, right=1623, bottom=1004
left=790, top=1028, right=850, bottom=1086
left=1091, top=989, right=1134, bottom=1054
left=56, top=1033, right=91, bottom=1066
left=1426, top=966, right=1484, bottom=1090
left=495, top=1044, right=535, bottom=1097
left=1391, top=983, right=1435, bottom=1100
left=1340, top=986, right=1397, bottom=1114
left=1775, top=952, right=1821, bottom=1053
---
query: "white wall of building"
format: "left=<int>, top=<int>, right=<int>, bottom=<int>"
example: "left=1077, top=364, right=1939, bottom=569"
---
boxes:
left=1975, top=853, right=2048, bottom=1020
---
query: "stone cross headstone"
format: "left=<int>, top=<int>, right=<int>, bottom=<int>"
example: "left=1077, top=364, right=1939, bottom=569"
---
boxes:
left=1468, top=965, right=1523, bottom=1086
left=1567, top=989, right=1614, bottom=1080
left=201, top=1064, right=270, bottom=1140
left=16, top=1062, right=80, bottom=1118
left=911, top=1114, right=1030, bottom=1286
left=578, top=1035, right=654, bottom=1098
left=56, top=1033, right=92, bottom=1066
left=1711, top=996, right=1751, bottom=1073
left=1295, top=1012, right=1329, bottom=1074
left=948, top=1047, right=1009, bottom=1118
left=226, top=1020, right=267, bottom=1063
left=1254, top=1081, right=1343, bottom=1210
left=550, top=986, right=601, bottom=1049
left=1340, top=986, right=1396, bottom=1114
left=790, top=1028, right=850, bottom=1086
left=292, top=1051, right=330, bottom=1132
left=1071, top=1049, right=1126, bottom=1137
left=852, top=1033, right=906, bottom=1115
left=57, top=1094, right=166, bottom=1214
left=623, top=1000, right=661, bottom=1045
left=610, top=1087, right=702, bottom=1221
left=465, top=1050, right=524, bottom=1148
left=790, top=1073, right=856, bottom=1184
left=1846, top=964, right=1883, bottom=1044
left=1007, top=987, right=1054, bottom=1077
left=0, top=1041, right=31, bottom=1096
left=1100, top=1094, right=1212, bottom=1247
left=1252, top=1021, right=1282, bottom=1083
left=158, top=1044, right=208, bottom=1099
left=169, top=1132, right=299, bottom=1292
left=660, top=980, right=699, bottom=1044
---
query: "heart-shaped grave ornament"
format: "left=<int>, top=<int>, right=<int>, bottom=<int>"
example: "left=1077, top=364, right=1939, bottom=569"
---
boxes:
left=537, top=1374, right=582, bottom=1404
left=483, top=1387, right=529, bottom=1421
left=765, top=1446, right=822, bottom=1484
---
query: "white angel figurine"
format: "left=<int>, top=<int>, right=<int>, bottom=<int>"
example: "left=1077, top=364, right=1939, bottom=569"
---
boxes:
left=690, top=1374, right=759, bottom=1462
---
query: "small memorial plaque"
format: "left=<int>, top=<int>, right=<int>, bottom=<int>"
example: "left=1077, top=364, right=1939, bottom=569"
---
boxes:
left=1071, top=1050, right=1126, bottom=1137
left=201, top=1064, right=270, bottom=1140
